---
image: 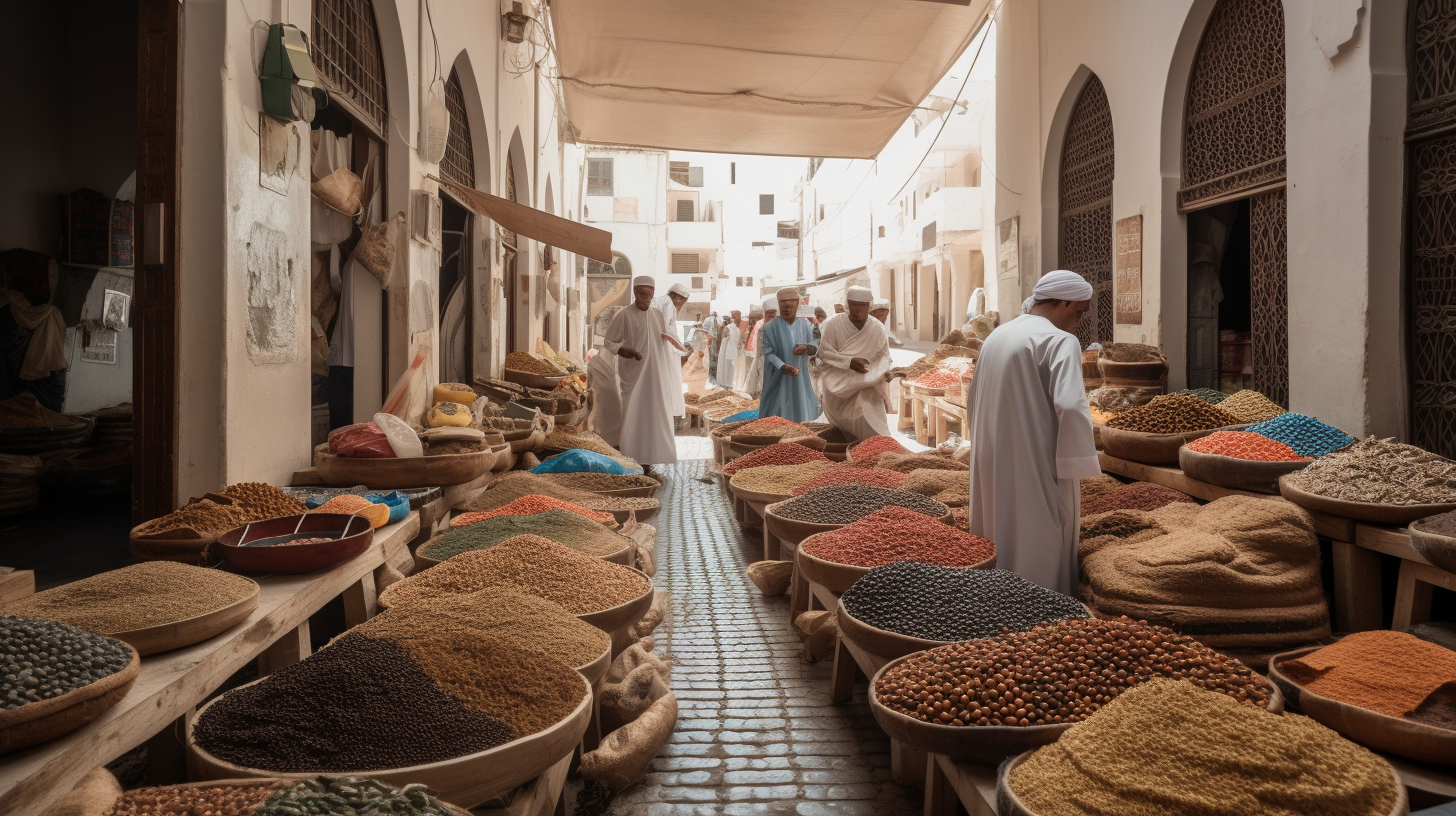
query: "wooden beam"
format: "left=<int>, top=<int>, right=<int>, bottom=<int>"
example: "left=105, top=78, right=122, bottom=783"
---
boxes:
left=1331, top=541, right=1383, bottom=633
left=0, top=569, right=35, bottom=604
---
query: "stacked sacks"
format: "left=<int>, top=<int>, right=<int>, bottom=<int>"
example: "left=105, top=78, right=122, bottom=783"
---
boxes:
left=1079, top=495, right=1329, bottom=664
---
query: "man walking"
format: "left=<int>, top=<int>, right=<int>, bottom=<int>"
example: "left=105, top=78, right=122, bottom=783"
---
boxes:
left=759, top=288, right=820, bottom=423
left=605, top=276, right=680, bottom=472
left=816, top=286, right=892, bottom=440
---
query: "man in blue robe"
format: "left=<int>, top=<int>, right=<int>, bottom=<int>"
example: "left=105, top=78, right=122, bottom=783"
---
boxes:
left=759, top=287, right=821, bottom=423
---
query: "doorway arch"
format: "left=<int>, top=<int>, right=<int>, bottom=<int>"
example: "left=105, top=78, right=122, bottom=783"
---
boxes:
left=1057, top=73, right=1115, bottom=348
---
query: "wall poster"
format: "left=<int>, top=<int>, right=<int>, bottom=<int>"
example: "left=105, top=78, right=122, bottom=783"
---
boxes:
left=1115, top=214, right=1143, bottom=324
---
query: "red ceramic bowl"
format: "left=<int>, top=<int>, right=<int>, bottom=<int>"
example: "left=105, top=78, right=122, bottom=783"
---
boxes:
left=216, top=513, right=374, bottom=574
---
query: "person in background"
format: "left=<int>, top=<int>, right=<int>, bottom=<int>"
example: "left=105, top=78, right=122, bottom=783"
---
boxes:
left=870, top=298, right=905, bottom=347
left=733, top=304, right=760, bottom=393
left=744, top=296, right=777, bottom=397
left=604, top=276, right=681, bottom=473
left=700, top=311, right=721, bottom=382
left=759, top=288, right=820, bottom=423
left=655, top=282, right=690, bottom=419
left=833, top=303, right=846, bottom=315
left=811, top=307, right=828, bottom=342
left=716, top=309, right=740, bottom=388
left=965, top=270, right=1100, bottom=595
left=816, top=286, right=892, bottom=440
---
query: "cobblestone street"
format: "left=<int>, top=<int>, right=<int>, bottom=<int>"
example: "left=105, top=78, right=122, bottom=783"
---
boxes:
left=606, top=442, right=920, bottom=815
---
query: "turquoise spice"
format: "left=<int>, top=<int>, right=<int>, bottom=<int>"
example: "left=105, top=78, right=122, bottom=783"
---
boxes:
left=1247, top=413, right=1354, bottom=458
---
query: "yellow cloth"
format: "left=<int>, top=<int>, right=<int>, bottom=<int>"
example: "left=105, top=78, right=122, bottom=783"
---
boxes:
left=1, top=289, right=68, bottom=380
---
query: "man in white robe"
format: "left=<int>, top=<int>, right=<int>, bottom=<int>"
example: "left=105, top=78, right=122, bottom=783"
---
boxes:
left=605, top=276, right=679, bottom=470
left=588, top=344, right=623, bottom=447
left=744, top=296, right=776, bottom=396
left=816, top=286, right=893, bottom=441
left=717, top=309, right=740, bottom=388
left=870, top=298, right=905, bottom=347
left=966, top=270, right=1101, bottom=595
left=733, top=305, right=759, bottom=393
left=653, top=282, right=690, bottom=419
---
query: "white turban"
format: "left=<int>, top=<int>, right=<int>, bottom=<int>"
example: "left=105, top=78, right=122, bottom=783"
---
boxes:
left=632, top=275, right=655, bottom=289
left=1031, top=270, right=1093, bottom=302
left=846, top=286, right=873, bottom=303
left=871, top=298, right=891, bottom=310
left=668, top=282, right=690, bottom=298
left=776, top=287, right=799, bottom=304
left=762, top=295, right=778, bottom=312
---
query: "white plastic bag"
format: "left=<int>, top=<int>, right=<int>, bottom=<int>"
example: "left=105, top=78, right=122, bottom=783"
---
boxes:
left=373, top=412, right=423, bottom=458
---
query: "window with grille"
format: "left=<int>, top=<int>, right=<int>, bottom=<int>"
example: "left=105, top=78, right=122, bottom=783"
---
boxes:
left=441, top=69, right=474, bottom=187
left=922, top=222, right=937, bottom=252
left=669, top=161, right=690, bottom=185
left=312, top=0, right=389, bottom=134
left=675, top=200, right=695, bottom=222
left=777, top=221, right=799, bottom=240
left=735, top=276, right=754, bottom=287
left=688, top=167, right=703, bottom=187
left=692, top=277, right=704, bottom=289
left=759, top=194, right=774, bottom=215
left=672, top=254, right=700, bottom=274
left=878, top=225, right=886, bottom=238
left=587, top=158, right=614, bottom=196
left=586, top=251, right=632, bottom=277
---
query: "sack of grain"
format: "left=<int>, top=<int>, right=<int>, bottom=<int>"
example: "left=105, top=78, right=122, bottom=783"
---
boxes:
left=599, top=661, right=671, bottom=733
left=41, top=768, right=121, bottom=816
left=605, top=642, right=671, bottom=685
left=794, top=610, right=837, bottom=663
left=625, top=522, right=657, bottom=576
left=631, top=590, right=671, bottom=639
left=746, top=560, right=793, bottom=596
left=580, top=692, right=678, bottom=794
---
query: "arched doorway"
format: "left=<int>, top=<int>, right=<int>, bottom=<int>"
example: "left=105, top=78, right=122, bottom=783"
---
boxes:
left=1407, top=3, right=1456, bottom=458
left=505, top=130, right=530, bottom=354
left=438, top=66, right=474, bottom=385
left=1057, top=74, right=1114, bottom=348
left=1179, top=0, right=1287, bottom=404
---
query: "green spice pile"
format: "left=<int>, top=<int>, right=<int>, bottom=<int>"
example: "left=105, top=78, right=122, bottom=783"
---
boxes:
left=874, top=618, right=1269, bottom=727
left=421, top=509, right=630, bottom=560
left=2, top=616, right=133, bottom=709
left=254, top=777, right=459, bottom=816
left=381, top=534, right=650, bottom=615
left=731, top=462, right=835, bottom=495
left=774, top=484, right=947, bottom=524
left=537, top=472, right=660, bottom=492
left=461, top=472, right=659, bottom=515
left=104, top=784, right=282, bottom=816
left=1104, top=394, right=1239, bottom=434
left=2, top=562, right=258, bottom=635
left=842, top=566, right=1086, bottom=641
left=1286, top=437, right=1456, bottom=505
left=1006, top=679, right=1398, bottom=816
left=802, top=506, right=994, bottom=568
left=1098, top=343, right=1165, bottom=363
left=1169, top=387, right=1230, bottom=404
left=1216, top=389, right=1288, bottom=423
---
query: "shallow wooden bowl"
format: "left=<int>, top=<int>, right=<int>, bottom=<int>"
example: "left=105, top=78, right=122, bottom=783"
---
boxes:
left=1278, top=477, right=1456, bottom=526
left=727, top=476, right=794, bottom=507
left=217, top=514, right=374, bottom=575
left=490, top=444, right=515, bottom=472
left=869, top=653, right=1280, bottom=765
left=0, top=643, right=139, bottom=755
left=1270, top=644, right=1456, bottom=766
left=1178, top=446, right=1310, bottom=495
left=315, top=447, right=494, bottom=488
left=835, top=598, right=945, bottom=662
left=1099, top=424, right=1242, bottom=466
left=762, top=504, right=846, bottom=545
left=577, top=571, right=656, bottom=635
left=509, top=429, right=547, bottom=455
left=547, top=474, right=661, bottom=499
left=186, top=672, right=593, bottom=808
left=577, top=641, right=614, bottom=687
left=796, top=535, right=991, bottom=596
left=724, top=439, right=772, bottom=460
left=414, top=538, right=634, bottom=572
left=109, top=585, right=259, bottom=656
left=502, top=368, right=567, bottom=390
left=1095, top=358, right=1168, bottom=383
left=1410, top=523, right=1456, bottom=574
left=111, top=779, right=473, bottom=816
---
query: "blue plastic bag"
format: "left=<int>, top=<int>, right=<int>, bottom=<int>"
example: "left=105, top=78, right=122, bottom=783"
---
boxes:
left=365, top=490, right=411, bottom=524
left=723, top=409, right=759, bottom=423
left=531, top=448, right=641, bottom=475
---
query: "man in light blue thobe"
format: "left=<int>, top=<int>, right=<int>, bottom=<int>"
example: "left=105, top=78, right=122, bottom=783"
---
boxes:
left=759, top=287, right=821, bottom=423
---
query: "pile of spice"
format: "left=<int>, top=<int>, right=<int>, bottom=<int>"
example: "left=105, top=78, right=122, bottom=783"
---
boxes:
left=1216, top=389, right=1288, bottom=423
left=504, top=350, right=565, bottom=376
left=791, top=466, right=906, bottom=494
left=950, top=506, right=970, bottom=532
left=537, top=472, right=660, bottom=492
left=460, top=473, right=659, bottom=515
left=911, top=369, right=963, bottom=389
left=353, top=587, right=610, bottom=670
left=310, top=494, right=390, bottom=527
left=1185, top=430, right=1305, bottom=462
left=131, top=499, right=248, bottom=539
left=1079, top=482, right=1194, bottom=516
left=104, top=784, right=283, bottom=816
left=842, top=566, right=1085, bottom=641
left=420, top=510, right=630, bottom=561
left=1169, top=387, right=1230, bottom=404
left=1286, top=437, right=1456, bottom=505
left=1247, top=412, right=1355, bottom=457
left=1098, top=343, right=1164, bottom=363
left=0, top=393, right=77, bottom=428
left=773, top=484, right=947, bottom=525
left=730, top=461, right=835, bottom=495
left=898, top=469, right=969, bottom=507
left=1006, top=679, right=1398, bottom=816
left=542, top=429, right=627, bottom=460
left=1417, top=509, right=1456, bottom=538
left=2, top=616, right=134, bottom=709
left=685, top=387, right=733, bottom=406
left=1279, top=630, right=1456, bottom=728
left=382, top=535, right=650, bottom=615
left=1104, top=394, right=1239, bottom=434
left=220, top=482, right=309, bottom=521
left=1088, top=405, right=1116, bottom=425
left=848, top=435, right=909, bottom=462
left=1080, top=475, right=1123, bottom=502
left=802, top=506, right=993, bottom=567
left=452, top=494, right=616, bottom=526
left=256, top=777, right=459, bottom=816
left=874, top=618, right=1269, bottom=728
left=869, top=451, right=969, bottom=474
left=2, top=562, right=258, bottom=635
left=721, top=442, right=829, bottom=475
left=731, top=416, right=815, bottom=438
left=897, top=344, right=978, bottom=381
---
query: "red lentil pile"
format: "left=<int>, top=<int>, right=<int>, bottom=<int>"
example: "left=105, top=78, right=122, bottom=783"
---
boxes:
left=721, top=442, right=829, bottom=475
left=912, top=369, right=964, bottom=389
left=792, top=466, right=906, bottom=494
left=732, top=416, right=814, bottom=438
left=1081, top=482, right=1194, bottom=517
left=849, top=435, right=910, bottom=462
left=452, top=495, right=615, bottom=526
left=802, top=506, right=994, bottom=568
left=950, top=506, right=970, bottom=532
left=1105, top=394, right=1240, bottom=434
left=1186, top=431, right=1305, bottom=462
left=1280, top=630, right=1456, bottom=724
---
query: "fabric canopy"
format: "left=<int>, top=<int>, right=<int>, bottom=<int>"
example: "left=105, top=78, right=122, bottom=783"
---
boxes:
left=431, top=176, right=614, bottom=263
left=552, top=0, right=992, bottom=159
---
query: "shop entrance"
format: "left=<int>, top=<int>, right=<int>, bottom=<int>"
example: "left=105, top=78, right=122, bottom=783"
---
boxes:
left=438, top=194, right=472, bottom=385
left=1186, top=201, right=1252, bottom=393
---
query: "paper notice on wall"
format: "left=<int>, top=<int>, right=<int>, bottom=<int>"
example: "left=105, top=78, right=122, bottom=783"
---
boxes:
left=997, top=216, right=1019, bottom=288
left=80, top=320, right=118, bottom=365
left=1115, top=215, right=1143, bottom=325
left=102, top=289, right=130, bottom=332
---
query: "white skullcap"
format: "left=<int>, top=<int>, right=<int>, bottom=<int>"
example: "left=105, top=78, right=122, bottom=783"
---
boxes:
left=871, top=298, right=891, bottom=310
left=762, top=295, right=778, bottom=311
left=846, top=286, right=873, bottom=303
left=776, top=287, right=799, bottom=301
left=632, top=275, right=655, bottom=289
left=668, top=282, right=690, bottom=298
left=1031, top=270, right=1093, bottom=303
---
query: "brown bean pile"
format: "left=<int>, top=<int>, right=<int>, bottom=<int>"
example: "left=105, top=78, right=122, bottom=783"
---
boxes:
left=1216, top=389, right=1287, bottom=423
left=1098, top=343, right=1164, bottom=363
left=3, top=562, right=257, bottom=634
left=505, top=350, right=564, bottom=376
left=542, top=429, right=623, bottom=457
left=1105, top=394, right=1239, bottom=434
left=875, top=618, right=1269, bottom=728
left=104, top=784, right=282, bottom=816
left=730, top=462, right=834, bottom=495
left=860, top=451, right=968, bottom=473
left=1080, top=475, right=1123, bottom=501
left=539, top=472, right=660, bottom=492
left=460, top=473, right=659, bottom=514
left=1288, top=436, right=1456, bottom=505
left=220, top=482, right=309, bottom=521
left=721, top=442, right=829, bottom=475
left=353, top=587, right=610, bottom=669
left=380, top=534, right=651, bottom=615
left=899, top=469, right=970, bottom=503
left=775, top=484, right=947, bottom=524
left=1080, top=482, right=1195, bottom=516
left=132, top=499, right=247, bottom=538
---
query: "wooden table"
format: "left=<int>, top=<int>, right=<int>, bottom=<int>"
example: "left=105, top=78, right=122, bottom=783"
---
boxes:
left=475, top=752, right=573, bottom=816
left=924, top=753, right=1000, bottom=816
left=933, top=396, right=966, bottom=446
left=902, top=384, right=945, bottom=447
left=0, top=514, right=420, bottom=816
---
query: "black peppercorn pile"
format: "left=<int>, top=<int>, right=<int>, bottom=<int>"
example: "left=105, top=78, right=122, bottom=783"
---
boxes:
left=774, top=484, right=947, bottom=524
left=2, top=615, right=132, bottom=710
left=874, top=618, right=1269, bottom=728
left=193, top=633, right=514, bottom=772
left=841, top=565, right=1088, bottom=642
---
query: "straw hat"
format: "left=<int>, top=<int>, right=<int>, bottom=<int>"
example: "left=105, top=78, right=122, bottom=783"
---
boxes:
left=311, top=167, right=363, bottom=218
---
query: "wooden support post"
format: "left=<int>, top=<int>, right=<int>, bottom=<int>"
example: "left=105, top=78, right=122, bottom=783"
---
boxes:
left=1393, top=560, right=1448, bottom=631
left=1331, top=540, right=1384, bottom=633
left=892, top=739, right=928, bottom=787
left=898, top=392, right=914, bottom=431
left=789, top=560, right=810, bottom=622
left=763, top=526, right=780, bottom=562
left=924, top=753, right=956, bottom=816
left=342, top=572, right=378, bottom=627
left=142, top=711, right=192, bottom=786
left=829, top=635, right=856, bottom=704
left=258, top=622, right=311, bottom=676
left=933, top=402, right=948, bottom=446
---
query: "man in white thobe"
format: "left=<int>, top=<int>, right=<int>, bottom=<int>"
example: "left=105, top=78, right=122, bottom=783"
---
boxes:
left=966, top=270, right=1101, bottom=595
left=717, top=310, right=741, bottom=389
left=654, top=282, right=690, bottom=419
left=605, top=276, right=679, bottom=470
left=816, top=286, right=893, bottom=441
left=744, top=295, right=776, bottom=396
left=870, top=298, right=905, bottom=347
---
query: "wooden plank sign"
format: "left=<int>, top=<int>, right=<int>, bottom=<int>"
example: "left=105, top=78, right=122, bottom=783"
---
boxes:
left=1115, top=215, right=1142, bottom=324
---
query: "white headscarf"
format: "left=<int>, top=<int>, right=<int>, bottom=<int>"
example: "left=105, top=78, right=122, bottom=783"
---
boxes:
left=1023, top=270, right=1093, bottom=313
left=668, top=282, right=690, bottom=298
left=846, top=285, right=873, bottom=303
left=761, top=295, right=778, bottom=312
left=632, top=275, right=655, bottom=289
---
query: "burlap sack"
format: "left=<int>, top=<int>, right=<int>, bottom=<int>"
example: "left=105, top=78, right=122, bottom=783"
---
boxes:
left=625, top=522, right=657, bottom=577
left=353, top=215, right=398, bottom=288
left=794, top=610, right=837, bottom=663
left=599, top=661, right=671, bottom=733
left=605, top=642, right=670, bottom=685
left=631, top=590, right=671, bottom=639
left=311, top=167, right=363, bottom=217
left=41, top=767, right=121, bottom=816
left=746, top=560, right=792, bottom=596
left=580, top=692, right=678, bottom=794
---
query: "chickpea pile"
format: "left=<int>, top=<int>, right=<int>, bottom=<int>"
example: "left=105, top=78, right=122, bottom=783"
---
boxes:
left=874, top=618, right=1269, bottom=728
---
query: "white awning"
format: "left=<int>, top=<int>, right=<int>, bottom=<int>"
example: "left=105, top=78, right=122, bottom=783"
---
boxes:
left=552, top=0, right=992, bottom=159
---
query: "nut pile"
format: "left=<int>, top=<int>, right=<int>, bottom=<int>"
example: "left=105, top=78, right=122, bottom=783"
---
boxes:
left=1246, top=412, right=1355, bottom=457
left=422, top=509, right=630, bottom=560
left=802, top=506, right=994, bottom=568
left=1080, top=482, right=1194, bottom=516
left=732, top=416, right=814, bottom=438
left=842, top=566, right=1086, bottom=641
left=220, top=482, right=309, bottom=522
left=721, top=442, right=829, bottom=475
left=131, top=499, right=247, bottom=538
left=1104, top=394, right=1239, bottom=434
left=383, top=535, right=650, bottom=614
left=1286, top=437, right=1456, bottom=505
left=1186, top=430, right=1304, bottom=462
left=1098, top=343, right=1165, bottom=363
left=504, top=350, right=564, bottom=376
left=874, top=618, right=1269, bottom=727
left=452, top=494, right=616, bottom=526
left=104, top=784, right=282, bottom=816
left=773, top=484, right=947, bottom=524
left=2, top=562, right=258, bottom=635
left=2, top=616, right=133, bottom=709
left=254, top=777, right=459, bottom=816
left=848, top=435, right=909, bottom=462
left=1216, top=389, right=1288, bottom=423
left=792, top=466, right=906, bottom=494
left=538, top=472, right=660, bottom=492
left=730, top=462, right=835, bottom=495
